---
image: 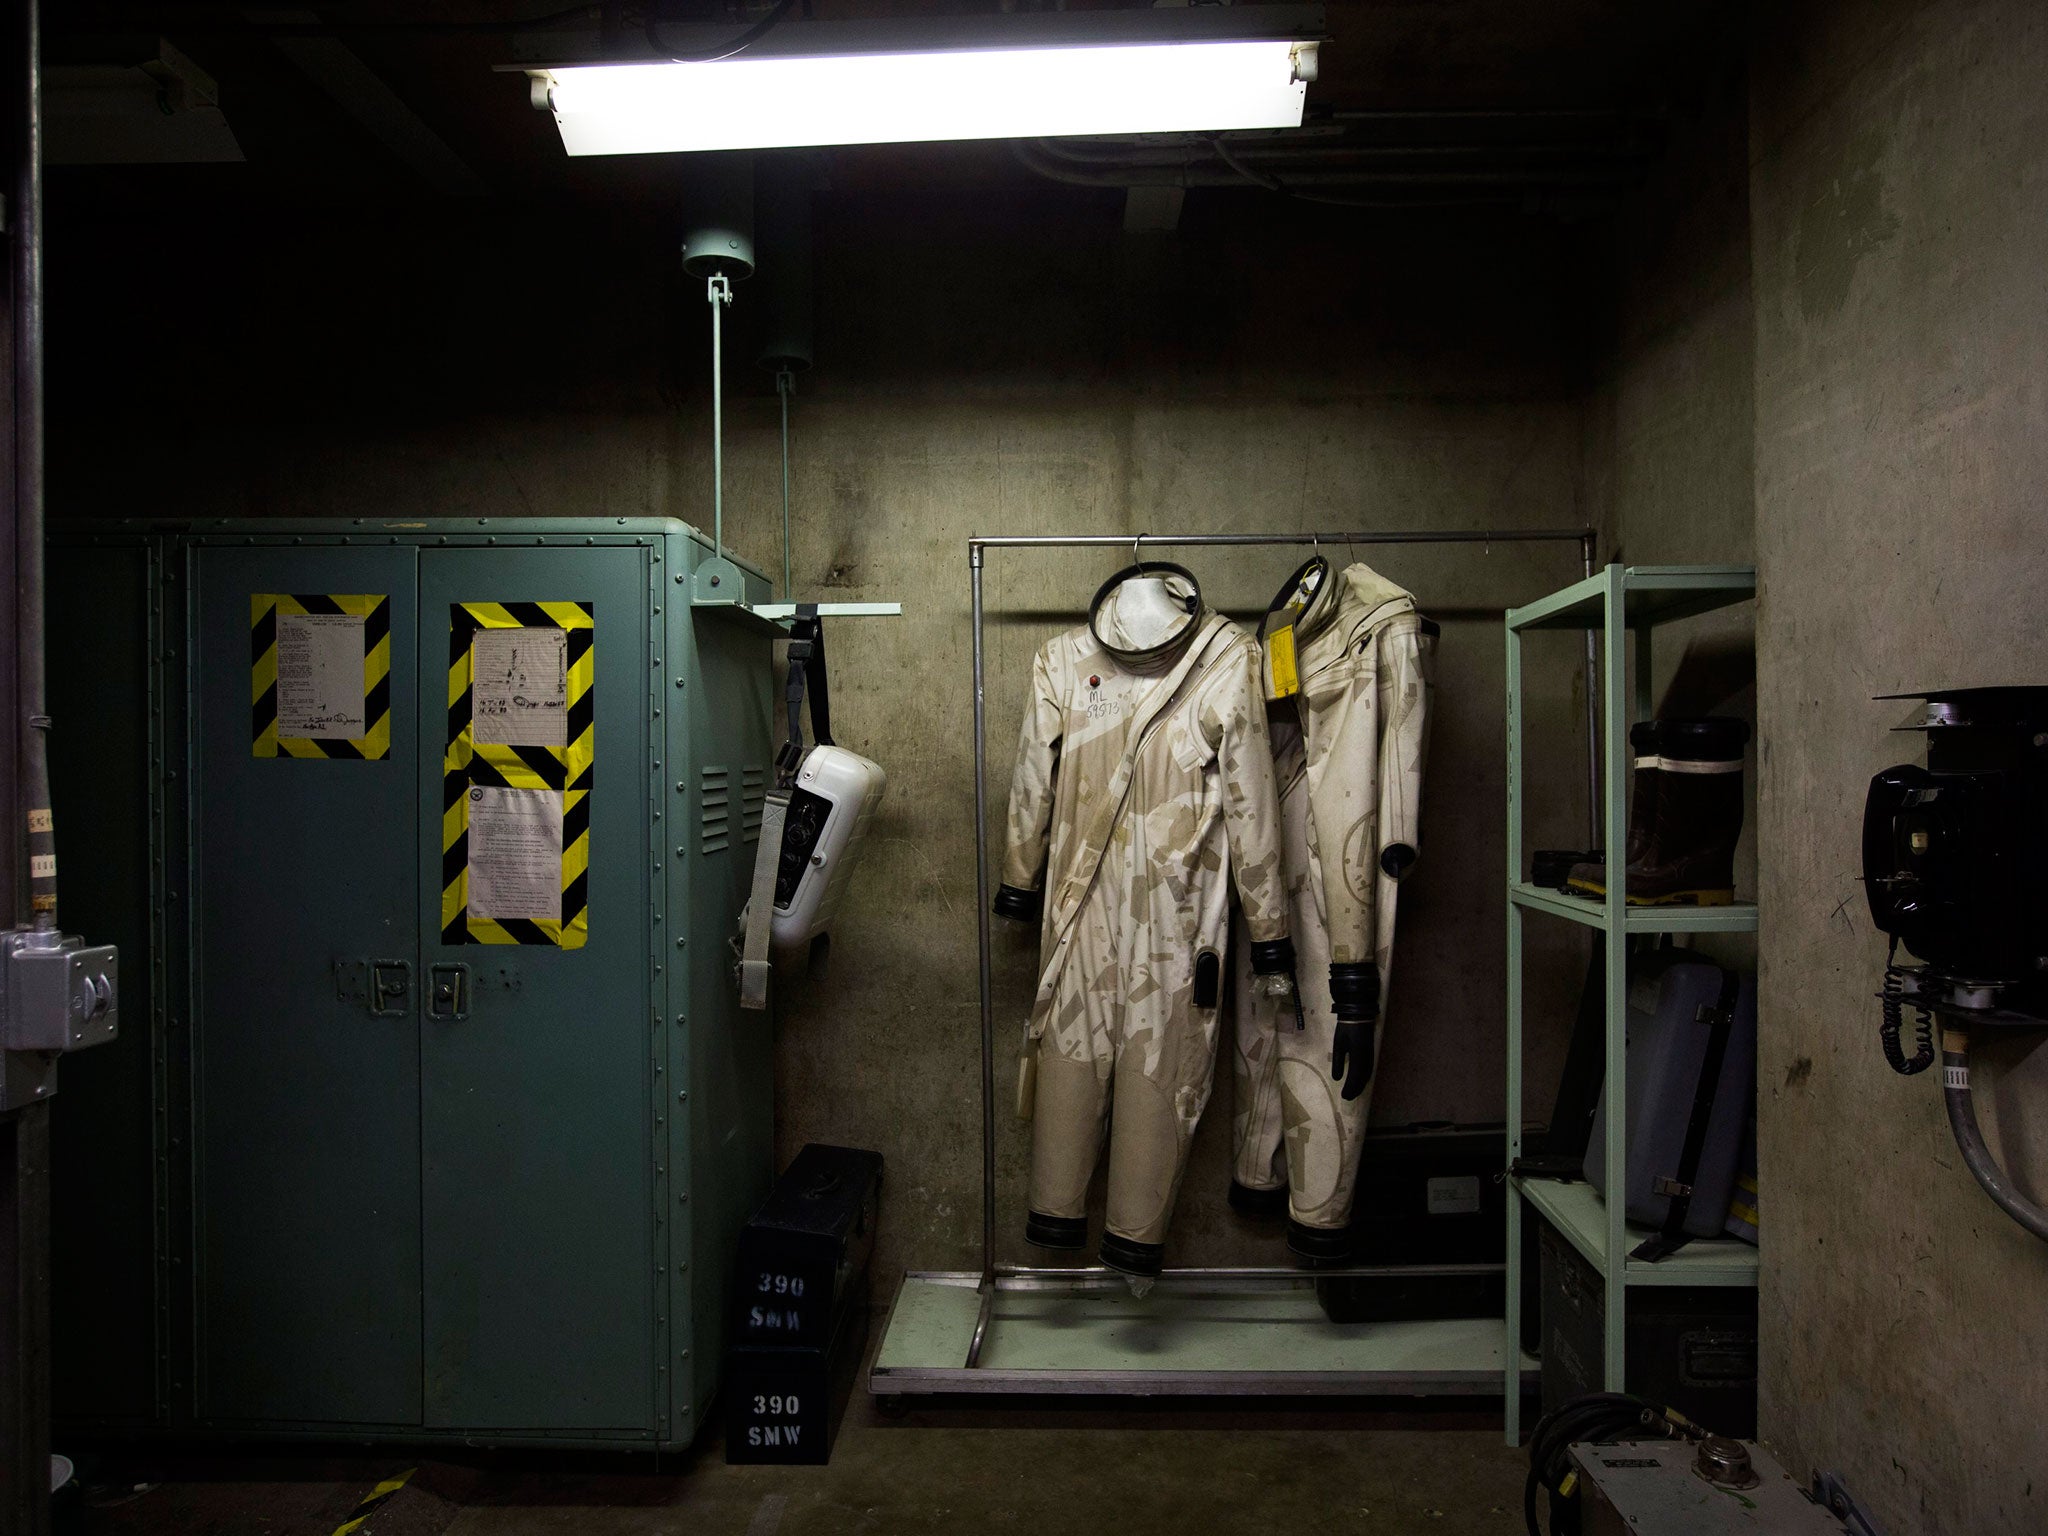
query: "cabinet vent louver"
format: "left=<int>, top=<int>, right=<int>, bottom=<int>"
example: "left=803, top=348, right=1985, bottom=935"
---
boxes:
left=742, top=767, right=766, bottom=843
left=700, top=765, right=730, bottom=853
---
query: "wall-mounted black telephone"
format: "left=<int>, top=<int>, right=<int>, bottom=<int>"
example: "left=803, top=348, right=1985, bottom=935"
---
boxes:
left=1862, top=687, right=2048, bottom=1241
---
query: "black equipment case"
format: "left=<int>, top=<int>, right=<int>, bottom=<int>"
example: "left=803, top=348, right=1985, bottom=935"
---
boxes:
left=730, top=1143, right=882, bottom=1351
left=724, top=1144, right=882, bottom=1465
left=1316, top=1122, right=1511, bottom=1323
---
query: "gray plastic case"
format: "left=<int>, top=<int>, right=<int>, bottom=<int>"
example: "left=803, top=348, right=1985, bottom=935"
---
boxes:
left=1583, top=951, right=1758, bottom=1239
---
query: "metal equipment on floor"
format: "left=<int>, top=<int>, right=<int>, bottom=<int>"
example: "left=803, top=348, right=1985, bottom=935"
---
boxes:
left=45, top=517, right=777, bottom=1449
left=1568, top=1436, right=1848, bottom=1534
left=869, top=525, right=1598, bottom=1401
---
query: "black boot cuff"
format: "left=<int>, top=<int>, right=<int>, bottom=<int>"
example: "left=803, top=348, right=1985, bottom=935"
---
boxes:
left=1100, top=1231, right=1166, bottom=1278
left=1025, top=1211, right=1088, bottom=1250
left=1287, top=1220, right=1354, bottom=1265
left=993, top=883, right=1044, bottom=922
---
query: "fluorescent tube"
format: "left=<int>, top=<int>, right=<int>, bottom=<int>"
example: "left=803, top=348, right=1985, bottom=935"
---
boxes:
left=537, top=40, right=1309, bottom=156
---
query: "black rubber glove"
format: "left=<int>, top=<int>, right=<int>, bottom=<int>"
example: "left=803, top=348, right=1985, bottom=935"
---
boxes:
left=1330, top=1018, right=1376, bottom=1101
left=1328, top=962, right=1381, bottom=1101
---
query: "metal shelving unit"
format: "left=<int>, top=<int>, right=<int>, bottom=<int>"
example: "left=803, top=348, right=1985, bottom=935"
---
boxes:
left=1502, top=563, right=1758, bottom=1442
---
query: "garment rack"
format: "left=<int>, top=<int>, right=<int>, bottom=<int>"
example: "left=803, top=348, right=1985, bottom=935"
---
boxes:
left=868, top=526, right=1596, bottom=1404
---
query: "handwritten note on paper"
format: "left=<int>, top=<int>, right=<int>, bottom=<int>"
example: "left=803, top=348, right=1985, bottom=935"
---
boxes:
left=472, top=627, right=569, bottom=748
left=276, top=612, right=366, bottom=739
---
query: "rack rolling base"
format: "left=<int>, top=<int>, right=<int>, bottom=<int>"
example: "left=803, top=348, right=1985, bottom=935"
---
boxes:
left=872, top=1270, right=1536, bottom=1399
left=870, top=528, right=1598, bottom=1405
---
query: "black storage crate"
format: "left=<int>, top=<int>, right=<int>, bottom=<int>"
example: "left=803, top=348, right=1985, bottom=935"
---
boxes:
left=1537, top=1217, right=1757, bottom=1437
left=731, top=1144, right=882, bottom=1351
left=1352, top=1121, right=1508, bottom=1265
left=1316, top=1122, right=1510, bottom=1323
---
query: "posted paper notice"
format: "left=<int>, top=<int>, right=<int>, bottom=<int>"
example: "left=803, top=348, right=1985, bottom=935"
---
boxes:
left=473, top=627, right=570, bottom=747
left=276, top=612, right=366, bottom=738
left=467, top=786, right=563, bottom=922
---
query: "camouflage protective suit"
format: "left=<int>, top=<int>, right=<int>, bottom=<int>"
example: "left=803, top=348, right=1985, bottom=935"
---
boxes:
left=996, top=564, right=1295, bottom=1279
left=1229, top=558, right=1435, bottom=1259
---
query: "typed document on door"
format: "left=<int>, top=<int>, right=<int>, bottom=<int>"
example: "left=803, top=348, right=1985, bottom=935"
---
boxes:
left=275, top=612, right=366, bottom=739
left=467, top=786, right=563, bottom=922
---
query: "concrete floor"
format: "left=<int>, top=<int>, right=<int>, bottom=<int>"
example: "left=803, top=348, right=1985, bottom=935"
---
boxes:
left=74, top=1338, right=1531, bottom=1536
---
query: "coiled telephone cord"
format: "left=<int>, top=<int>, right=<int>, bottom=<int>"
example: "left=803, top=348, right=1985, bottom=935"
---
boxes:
left=1879, top=937, right=1936, bottom=1075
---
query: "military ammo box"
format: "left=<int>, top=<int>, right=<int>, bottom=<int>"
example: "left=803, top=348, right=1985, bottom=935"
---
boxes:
left=731, top=1143, right=883, bottom=1351
left=724, top=1144, right=881, bottom=1465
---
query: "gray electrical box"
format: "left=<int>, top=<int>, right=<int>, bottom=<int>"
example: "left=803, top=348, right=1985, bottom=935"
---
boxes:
left=43, top=517, right=778, bottom=1450
left=0, top=931, right=117, bottom=1052
left=0, top=928, right=119, bottom=1110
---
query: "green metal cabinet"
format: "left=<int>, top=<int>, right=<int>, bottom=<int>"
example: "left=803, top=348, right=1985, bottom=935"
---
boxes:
left=47, top=519, right=776, bottom=1449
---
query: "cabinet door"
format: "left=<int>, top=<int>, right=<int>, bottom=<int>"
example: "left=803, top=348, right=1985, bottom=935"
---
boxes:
left=191, top=546, right=422, bottom=1426
left=418, top=546, right=654, bottom=1432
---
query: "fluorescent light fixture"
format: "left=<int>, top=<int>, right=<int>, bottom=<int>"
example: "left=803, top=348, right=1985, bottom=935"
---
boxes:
left=523, top=11, right=1321, bottom=157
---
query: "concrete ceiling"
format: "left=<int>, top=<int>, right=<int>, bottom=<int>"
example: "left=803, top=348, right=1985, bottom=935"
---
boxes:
left=46, top=1, right=1737, bottom=209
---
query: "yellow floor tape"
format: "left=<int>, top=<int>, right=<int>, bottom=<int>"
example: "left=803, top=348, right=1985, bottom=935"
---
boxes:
left=330, top=1469, right=415, bottom=1536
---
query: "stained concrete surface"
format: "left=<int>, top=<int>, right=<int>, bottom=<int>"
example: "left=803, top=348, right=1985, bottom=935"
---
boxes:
left=76, top=1339, right=1530, bottom=1536
left=1748, top=0, right=2048, bottom=1530
left=1573, top=22, right=1759, bottom=982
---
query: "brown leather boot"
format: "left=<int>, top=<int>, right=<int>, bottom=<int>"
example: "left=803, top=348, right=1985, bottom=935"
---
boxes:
left=1624, top=717, right=1748, bottom=905
left=1565, top=721, right=1663, bottom=899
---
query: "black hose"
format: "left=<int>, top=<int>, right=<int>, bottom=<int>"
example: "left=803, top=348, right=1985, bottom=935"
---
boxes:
left=1941, top=1032, right=2048, bottom=1242
left=1523, top=1392, right=1672, bottom=1536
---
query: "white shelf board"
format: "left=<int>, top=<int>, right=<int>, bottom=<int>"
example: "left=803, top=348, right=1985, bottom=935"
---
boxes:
left=1514, top=1176, right=1758, bottom=1289
left=870, top=1271, right=1536, bottom=1396
left=1510, top=882, right=1759, bottom=935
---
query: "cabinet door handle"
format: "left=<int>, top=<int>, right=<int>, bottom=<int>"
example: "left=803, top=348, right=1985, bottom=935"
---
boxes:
left=370, top=959, right=412, bottom=1018
left=427, top=962, right=470, bottom=1022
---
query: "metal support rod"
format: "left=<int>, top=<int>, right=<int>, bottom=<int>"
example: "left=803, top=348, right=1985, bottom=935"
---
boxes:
left=3, top=4, right=51, bottom=1530
left=965, top=525, right=1590, bottom=1356
left=13, top=0, right=46, bottom=931
left=776, top=367, right=794, bottom=599
left=1599, top=566, right=1630, bottom=1391
left=1580, top=533, right=1600, bottom=849
left=967, top=545, right=996, bottom=1367
left=706, top=274, right=732, bottom=564
left=1502, top=616, right=1525, bottom=1443
left=970, top=528, right=1589, bottom=550
left=997, top=1262, right=1503, bottom=1283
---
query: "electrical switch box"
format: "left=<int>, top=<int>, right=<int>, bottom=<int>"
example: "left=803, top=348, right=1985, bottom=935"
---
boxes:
left=1, top=930, right=118, bottom=1053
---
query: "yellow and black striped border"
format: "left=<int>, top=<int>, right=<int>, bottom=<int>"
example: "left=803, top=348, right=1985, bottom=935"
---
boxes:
left=251, top=593, right=391, bottom=759
left=329, top=1469, right=414, bottom=1536
left=441, top=601, right=593, bottom=949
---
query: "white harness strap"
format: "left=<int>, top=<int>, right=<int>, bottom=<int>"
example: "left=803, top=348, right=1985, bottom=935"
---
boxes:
left=739, top=786, right=789, bottom=1011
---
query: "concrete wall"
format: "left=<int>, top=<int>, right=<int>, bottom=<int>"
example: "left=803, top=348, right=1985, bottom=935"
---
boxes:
left=49, top=182, right=1595, bottom=1285
left=1577, top=35, right=1758, bottom=966
left=1749, top=2, right=2048, bottom=1529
